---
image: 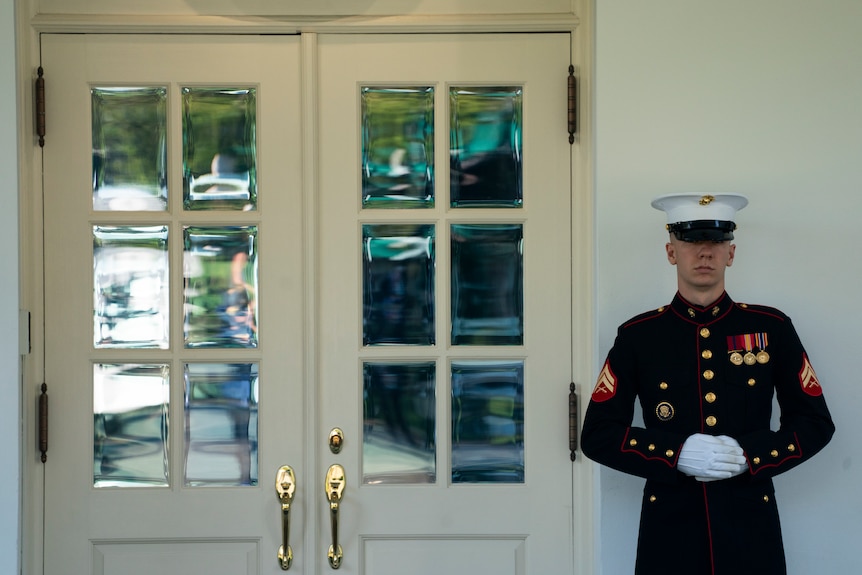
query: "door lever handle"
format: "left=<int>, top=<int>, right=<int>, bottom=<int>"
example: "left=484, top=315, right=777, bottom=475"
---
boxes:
left=324, top=464, right=346, bottom=569
left=275, top=466, right=297, bottom=570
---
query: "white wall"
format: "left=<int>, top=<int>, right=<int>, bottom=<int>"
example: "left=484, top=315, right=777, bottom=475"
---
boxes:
left=595, top=1, right=860, bottom=573
left=0, top=0, right=20, bottom=573
left=6, top=1, right=859, bottom=573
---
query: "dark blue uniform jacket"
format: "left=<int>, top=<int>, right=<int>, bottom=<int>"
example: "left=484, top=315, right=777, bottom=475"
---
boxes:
left=581, top=292, right=834, bottom=575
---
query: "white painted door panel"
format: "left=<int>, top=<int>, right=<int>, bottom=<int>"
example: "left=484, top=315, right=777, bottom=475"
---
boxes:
left=42, top=34, right=305, bottom=575
left=317, top=33, right=574, bottom=574
left=41, top=31, right=576, bottom=575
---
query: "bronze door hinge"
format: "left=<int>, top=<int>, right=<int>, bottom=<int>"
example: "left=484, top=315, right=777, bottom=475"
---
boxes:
left=567, top=65, right=577, bottom=144
left=569, top=382, right=579, bottom=461
left=36, top=67, right=45, bottom=147
left=39, top=383, right=48, bottom=462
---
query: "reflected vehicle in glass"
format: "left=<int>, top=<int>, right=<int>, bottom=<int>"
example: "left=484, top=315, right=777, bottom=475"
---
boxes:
left=449, top=86, right=523, bottom=208
left=92, top=184, right=168, bottom=212
left=188, top=152, right=251, bottom=203
left=182, top=87, right=257, bottom=211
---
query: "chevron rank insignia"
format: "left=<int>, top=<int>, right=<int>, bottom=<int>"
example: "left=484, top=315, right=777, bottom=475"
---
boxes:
left=591, top=360, right=617, bottom=402
left=799, top=354, right=823, bottom=397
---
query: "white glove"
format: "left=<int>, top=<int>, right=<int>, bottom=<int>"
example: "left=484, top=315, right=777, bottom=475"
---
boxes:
left=695, top=435, right=748, bottom=482
left=678, top=433, right=747, bottom=481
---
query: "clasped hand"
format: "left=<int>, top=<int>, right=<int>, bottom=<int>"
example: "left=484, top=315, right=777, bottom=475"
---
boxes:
left=678, top=433, right=747, bottom=482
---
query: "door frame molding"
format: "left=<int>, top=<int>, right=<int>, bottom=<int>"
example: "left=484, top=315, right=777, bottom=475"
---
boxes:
left=15, top=2, right=596, bottom=573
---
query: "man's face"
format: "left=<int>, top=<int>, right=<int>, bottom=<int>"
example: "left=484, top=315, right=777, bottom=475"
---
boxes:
left=665, top=237, right=736, bottom=295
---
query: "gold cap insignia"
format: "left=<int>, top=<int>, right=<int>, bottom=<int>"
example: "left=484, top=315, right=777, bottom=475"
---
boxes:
left=699, top=195, right=715, bottom=205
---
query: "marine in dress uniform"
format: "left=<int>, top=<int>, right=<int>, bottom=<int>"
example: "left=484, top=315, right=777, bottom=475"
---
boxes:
left=581, top=194, right=835, bottom=575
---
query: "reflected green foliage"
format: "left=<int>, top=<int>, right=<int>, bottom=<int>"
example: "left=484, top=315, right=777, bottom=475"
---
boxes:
left=92, top=87, right=168, bottom=211
left=361, top=87, right=434, bottom=208
left=183, top=88, right=257, bottom=211
left=183, top=226, right=258, bottom=348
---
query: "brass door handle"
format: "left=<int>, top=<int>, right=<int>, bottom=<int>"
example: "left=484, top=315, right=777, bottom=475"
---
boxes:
left=275, top=466, right=297, bottom=570
left=325, top=464, right=346, bottom=569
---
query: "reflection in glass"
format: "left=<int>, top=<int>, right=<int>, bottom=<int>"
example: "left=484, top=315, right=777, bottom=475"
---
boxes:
left=94, top=225, right=169, bottom=349
left=94, top=363, right=170, bottom=488
left=361, top=87, right=434, bottom=208
left=183, top=87, right=257, bottom=211
left=451, top=361, right=524, bottom=483
left=362, top=224, right=435, bottom=346
left=183, top=226, right=258, bottom=348
left=451, top=224, right=524, bottom=345
left=184, top=363, right=259, bottom=487
left=450, top=86, right=523, bottom=208
left=363, top=362, right=436, bottom=484
left=92, top=87, right=168, bottom=211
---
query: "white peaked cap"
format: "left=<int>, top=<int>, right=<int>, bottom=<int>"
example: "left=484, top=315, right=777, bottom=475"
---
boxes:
left=651, top=193, right=749, bottom=224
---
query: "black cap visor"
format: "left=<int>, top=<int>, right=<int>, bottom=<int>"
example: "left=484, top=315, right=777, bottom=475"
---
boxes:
left=668, top=220, right=736, bottom=242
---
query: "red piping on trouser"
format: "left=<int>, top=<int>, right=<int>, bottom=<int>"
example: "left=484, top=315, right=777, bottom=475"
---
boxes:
left=702, top=482, right=716, bottom=575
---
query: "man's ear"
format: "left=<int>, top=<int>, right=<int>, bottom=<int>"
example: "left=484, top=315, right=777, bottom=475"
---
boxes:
left=665, top=242, right=677, bottom=265
left=726, top=243, right=736, bottom=267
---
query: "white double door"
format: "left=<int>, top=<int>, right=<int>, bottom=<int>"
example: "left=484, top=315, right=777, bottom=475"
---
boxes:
left=40, top=32, right=576, bottom=574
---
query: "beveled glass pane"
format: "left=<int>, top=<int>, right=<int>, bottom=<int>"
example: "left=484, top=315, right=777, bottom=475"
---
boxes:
left=363, top=362, right=436, bottom=484
left=450, top=86, right=523, bottom=208
left=94, top=363, right=170, bottom=488
left=92, top=87, right=168, bottom=211
left=362, top=224, right=435, bottom=346
left=93, top=225, right=169, bottom=349
left=451, top=224, right=523, bottom=345
left=184, top=363, right=259, bottom=487
left=451, top=360, right=524, bottom=484
left=183, top=226, right=258, bottom=348
left=361, top=87, right=434, bottom=208
left=183, top=87, right=257, bottom=211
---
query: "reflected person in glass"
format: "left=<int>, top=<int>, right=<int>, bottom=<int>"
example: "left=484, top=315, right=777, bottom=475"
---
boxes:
left=218, top=251, right=257, bottom=344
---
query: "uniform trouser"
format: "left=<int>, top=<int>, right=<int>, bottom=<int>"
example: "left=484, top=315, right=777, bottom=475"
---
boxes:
left=634, top=475, right=787, bottom=575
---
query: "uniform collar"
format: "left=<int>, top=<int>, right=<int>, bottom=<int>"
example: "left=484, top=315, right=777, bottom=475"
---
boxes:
left=670, top=291, right=734, bottom=324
